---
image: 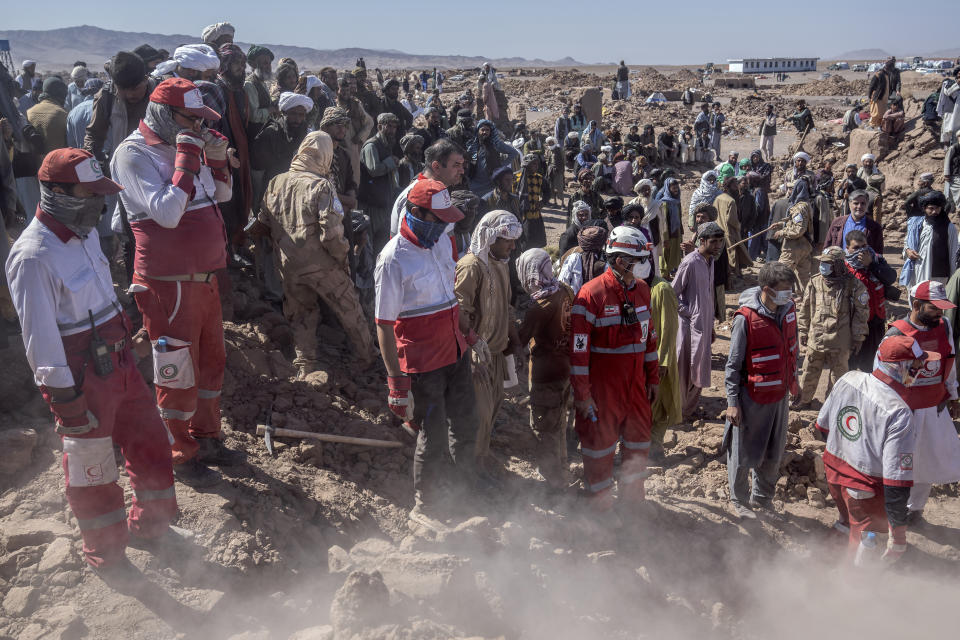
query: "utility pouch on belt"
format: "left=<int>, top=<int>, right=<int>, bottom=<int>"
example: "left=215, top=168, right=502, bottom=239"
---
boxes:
left=152, top=336, right=196, bottom=389
left=88, top=310, right=114, bottom=378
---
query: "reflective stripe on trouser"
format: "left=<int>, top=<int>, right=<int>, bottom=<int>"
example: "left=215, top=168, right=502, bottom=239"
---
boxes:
left=60, top=338, right=176, bottom=568
left=472, top=352, right=507, bottom=459
left=133, top=273, right=225, bottom=464
left=827, top=482, right=887, bottom=559
left=283, top=263, right=374, bottom=366
left=798, top=347, right=850, bottom=404
left=575, top=354, right=653, bottom=509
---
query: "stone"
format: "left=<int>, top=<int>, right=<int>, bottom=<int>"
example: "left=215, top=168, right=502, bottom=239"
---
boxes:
left=1, top=519, right=74, bottom=551
left=287, top=626, right=334, bottom=640
left=661, top=430, right=678, bottom=448
left=302, top=370, right=332, bottom=391
left=330, top=570, right=392, bottom=637
left=807, top=487, right=826, bottom=508
left=0, top=428, right=38, bottom=475
left=813, top=455, right=826, bottom=481
left=37, top=538, right=77, bottom=573
left=2, top=586, right=38, bottom=617
left=846, top=128, right=885, bottom=166
left=347, top=538, right=472, bottom=601
left=328, top=545, right=352, bottom=573
left=37, top=604, right=85, bottom=638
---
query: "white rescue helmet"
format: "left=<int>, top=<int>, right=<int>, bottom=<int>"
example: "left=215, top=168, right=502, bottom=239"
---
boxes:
left=606, top=225, right=650, bottom=258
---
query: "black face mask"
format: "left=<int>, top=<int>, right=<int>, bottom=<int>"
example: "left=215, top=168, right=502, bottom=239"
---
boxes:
left=917, top=311, right=941, bottom=328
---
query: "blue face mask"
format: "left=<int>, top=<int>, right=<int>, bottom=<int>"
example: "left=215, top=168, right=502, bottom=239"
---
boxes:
left=819, top=263, right=832, bottom=276
left=405, top=210, right=447, bottom=249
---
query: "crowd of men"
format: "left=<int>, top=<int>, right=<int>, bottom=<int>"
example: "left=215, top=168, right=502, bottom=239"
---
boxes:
left=0, top=29, right=958, bottom=571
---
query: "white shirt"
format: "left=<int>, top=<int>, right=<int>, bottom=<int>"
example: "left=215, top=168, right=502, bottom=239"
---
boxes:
left=111, top=129, right=222, bottom=228
left=6, top=216, right=120, bottom=388
left=389, top=181, right=417, bottom=237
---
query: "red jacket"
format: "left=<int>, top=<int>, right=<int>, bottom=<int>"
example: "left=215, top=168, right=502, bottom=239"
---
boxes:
left=570, top=268, right=659, bottom=402
left=848, top=263, right=886, bottom=321
left=888, top=318, right=955, bottom=409
left=736, top=304, right=799, bottom=404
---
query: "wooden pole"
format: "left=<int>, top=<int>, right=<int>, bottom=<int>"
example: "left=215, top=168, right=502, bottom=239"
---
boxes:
left=727, top=220, right=784, bottom=250
left=256, top=425, right=403, bottom=449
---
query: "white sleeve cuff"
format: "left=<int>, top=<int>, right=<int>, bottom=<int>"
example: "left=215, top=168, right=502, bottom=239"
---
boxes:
left=34, top=366, right=76, bottom=389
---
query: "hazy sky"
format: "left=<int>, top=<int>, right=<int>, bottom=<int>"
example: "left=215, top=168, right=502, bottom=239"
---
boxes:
left=4, top=0, right=957, bottom=64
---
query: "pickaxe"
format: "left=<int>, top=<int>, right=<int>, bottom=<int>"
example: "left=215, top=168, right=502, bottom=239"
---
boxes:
left=257, top=424, right=403, bottom=454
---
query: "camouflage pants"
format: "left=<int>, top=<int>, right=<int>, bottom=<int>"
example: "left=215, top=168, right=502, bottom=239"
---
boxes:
left=798, top=347, right=850, bottom=404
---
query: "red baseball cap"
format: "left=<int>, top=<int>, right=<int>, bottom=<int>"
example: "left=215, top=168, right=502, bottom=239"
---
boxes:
left=877, top=335, right=940, bottom=363
left=407, top=179, right=463, bottom=223
left=150, top=77, right=221, bottom=121
left=910, top=280, right=956, bottom=310
left=38, top=148, right=123, bottom=195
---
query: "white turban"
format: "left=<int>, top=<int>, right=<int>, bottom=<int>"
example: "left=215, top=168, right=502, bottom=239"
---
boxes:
left=861, top=153, right=875, bottom=162
left=22, top=60, right=36, bottom=69
left=516, top=248, right=560, bottom=300
left=174, top=44, right=220, bottom=72
left=601, top=145, right=613, bottom=154
left=305, top=75, right=322, bottom=94
left=201, top=22, right=235, bottom=44
left=634, top=179, right=654, bottom=193
left=793, top=151, right=810, bottom=162
left=278, top=92, right=314, bottom=113
left=153, top=60, right=178, bottom=77
left=545, top=136, right=557, bottom=147
left=469, top=210, right=522, bottom=264
left=71, top=65, right=88, bottom=80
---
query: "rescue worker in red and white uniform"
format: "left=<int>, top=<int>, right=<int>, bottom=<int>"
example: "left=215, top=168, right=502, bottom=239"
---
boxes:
left=5, top=149, right=177, bottom=568
left=111, top=78, right=234, bottom=486
left=375, top=178, right=494, bottom=525
left=724, top=260, right=799, bottom=520
left=570, top=226, right=660, bottom=512
left=817, top=335, right=932, bottom=563
left=880, top=280, right=960, bottom=524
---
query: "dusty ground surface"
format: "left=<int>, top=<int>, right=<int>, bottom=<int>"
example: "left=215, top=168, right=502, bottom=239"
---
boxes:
left=1, top=65, right=959, bottom=640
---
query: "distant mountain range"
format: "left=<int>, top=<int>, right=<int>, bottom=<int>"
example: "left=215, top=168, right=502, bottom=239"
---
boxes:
left=0, top=26, right=584, bottom=71
left=830, top=47, right=960, bottom=61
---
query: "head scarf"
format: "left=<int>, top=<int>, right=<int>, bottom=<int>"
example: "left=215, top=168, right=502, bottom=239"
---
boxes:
left=143, top=101, right=180, bottom=145
left=517, top=248, right=560, bottom=300
left=71, top=65, right=88, bottom=81
left=174, top=44, right=220, bottom=72
left=153, top=60, right=178, bottom=77
left=521, top=153, right=539, bottom=168
left=399, top=133, right=424, bottom=153
left=469, top=210, right=522, bottom=263
left=22, top=60, right=36, bottom=70
left=653, top=177, right=682, bottom=234
left=378, top=112, right=399, bottom=126
left=201, top=22, right=235, bottom=44
left=691, top=170, right=722, bottom=209
left=39, top=77, right=67, bottom=107
left=81, top=77, right=103, bottom=96
left=218, top=43, right=247, bottom=89
left=278, top=91, right=313, bottom=112
left=545, top=136, right=557, bottom=148
left=305, top=75, right=323, bottom=95
left=696, top=221, right=724, bottom=240
left=634, top=178, right=653, bottom=194
left=247, top=45, right=274, bottom=64
left=289, top=131, right=334, bottom=177
left=320, top=106, right=351, bottom=128
left=577, top=225, right=608, bottom=280
left=860, top=153, right=875, bottom=163
left=793, top=151, right=810, bottom=163
left=571, top=200, right=591, bottom=227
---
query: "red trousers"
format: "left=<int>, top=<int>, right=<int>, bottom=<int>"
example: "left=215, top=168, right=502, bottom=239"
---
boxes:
left=828, top=482, right=888, bottom=557
left=575, top=361, right=653, bottom=509
left=57, top=315, right=176, bottom=567
left=133, top=274, right=226, bottom=464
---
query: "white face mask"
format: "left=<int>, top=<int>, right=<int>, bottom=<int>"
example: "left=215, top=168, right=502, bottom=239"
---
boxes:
left=633, top=258, right=652, bottom=280
left=771, top=288, right=793, bottom=306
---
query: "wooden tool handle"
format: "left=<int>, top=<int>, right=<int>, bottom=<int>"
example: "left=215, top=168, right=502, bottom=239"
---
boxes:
left=256, top=425, right=403, bottom=448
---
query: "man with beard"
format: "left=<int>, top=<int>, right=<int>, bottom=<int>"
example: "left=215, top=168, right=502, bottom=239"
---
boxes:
left=554, top=105, right=572, bottom=147
left=111, top=78, right=235, bottom=486
left=903, top=172, right=936, bottom=218
left=28, top=77, right=69, bottom=154
left=201, top=22, right=235, bottom=49
left=715, top=176, right=751, bottom=277
left=450, top=190, right=480, bottom=256
left=338, top=73, right=375, bottom=189
left=515, top=154, right=546, bottom=248
left=245, top=45, right=275, bottom=131
left=255, top=132, right=375, bottom=377
left=560, top=200, right=592, bottom=254
left=320, top=107, right=359, bottom=213
left=170, top=45, right=220, bottom=83
left=868, top=60, right=895, bottom=129
left=845, top=230, right=897, bottom=373
left=353, top=66, right=381, bottom=121
left=212, top=43, right=254, bottom=274
left=398, top=133, right=424, bottom=187
left=674, top=222, right=723, bottom=419
left=566, top=169, right=604, bottom=224
left=251, top=92, right=312, bottom=186
left=483, top=165, right=521, bottom=218
left=792, top=247, right=869, bottom=410
left=469, top=119, right=520, bottom=197
left=882, top=281, right=960, bottom=526
left=360, top=113, right=401, bottom=253
left=456, top=211, right=522, bottom=471
left=825, top=190, right=883, bottom=254
left=412, top=107, right=447, bottom=150
left=901, top=191, right=958, bottom=290
left=379, top=79, right=413, bottom=142
left=5, top=148, right=177, bottom=569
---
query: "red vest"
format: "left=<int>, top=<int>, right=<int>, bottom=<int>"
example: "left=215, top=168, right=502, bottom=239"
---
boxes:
left=891, top=318, right=954, bottom=409
left=736, top=304, right=799, bottom=404
left=848, top=264, right=886, bottom=321
left=130, top=205, right=227, bottom=277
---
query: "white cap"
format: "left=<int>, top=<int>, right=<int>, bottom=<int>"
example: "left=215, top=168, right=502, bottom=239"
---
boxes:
left=278, top=92, right=314, bottom=112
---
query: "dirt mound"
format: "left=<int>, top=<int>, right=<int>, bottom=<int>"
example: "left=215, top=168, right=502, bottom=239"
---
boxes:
left=632, top=66, right=673, bottom=92
left=795, top=76, right=869, bottom=96
left=669, top=68, right=701, bottom=90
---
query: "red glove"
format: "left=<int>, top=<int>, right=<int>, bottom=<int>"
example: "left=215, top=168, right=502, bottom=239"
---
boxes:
left=173, top=131, right=205, bottom=196
left=49, top=393, right=99, bottom=436
left=203, top=130, right=230, bottom=168
left=387, top=375, right=411, bottom=420
left=882, top=525, right=907, bottom=563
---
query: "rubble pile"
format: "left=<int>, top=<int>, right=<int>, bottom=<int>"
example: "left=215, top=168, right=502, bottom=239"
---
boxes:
left=794, top=76, right=869, bottom=96
left=669, top=68, right=701, bottom=90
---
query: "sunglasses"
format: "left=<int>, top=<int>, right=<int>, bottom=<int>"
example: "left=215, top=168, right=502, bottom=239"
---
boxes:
left=171, top=108, right=203, bottom=124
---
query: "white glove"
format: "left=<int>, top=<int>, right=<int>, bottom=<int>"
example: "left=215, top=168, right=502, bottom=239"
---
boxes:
left=470, top=337, right=492, bottom=365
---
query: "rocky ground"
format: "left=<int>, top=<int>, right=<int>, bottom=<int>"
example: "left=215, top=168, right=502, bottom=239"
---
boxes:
left=2, top=67, right=960, bottom=640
